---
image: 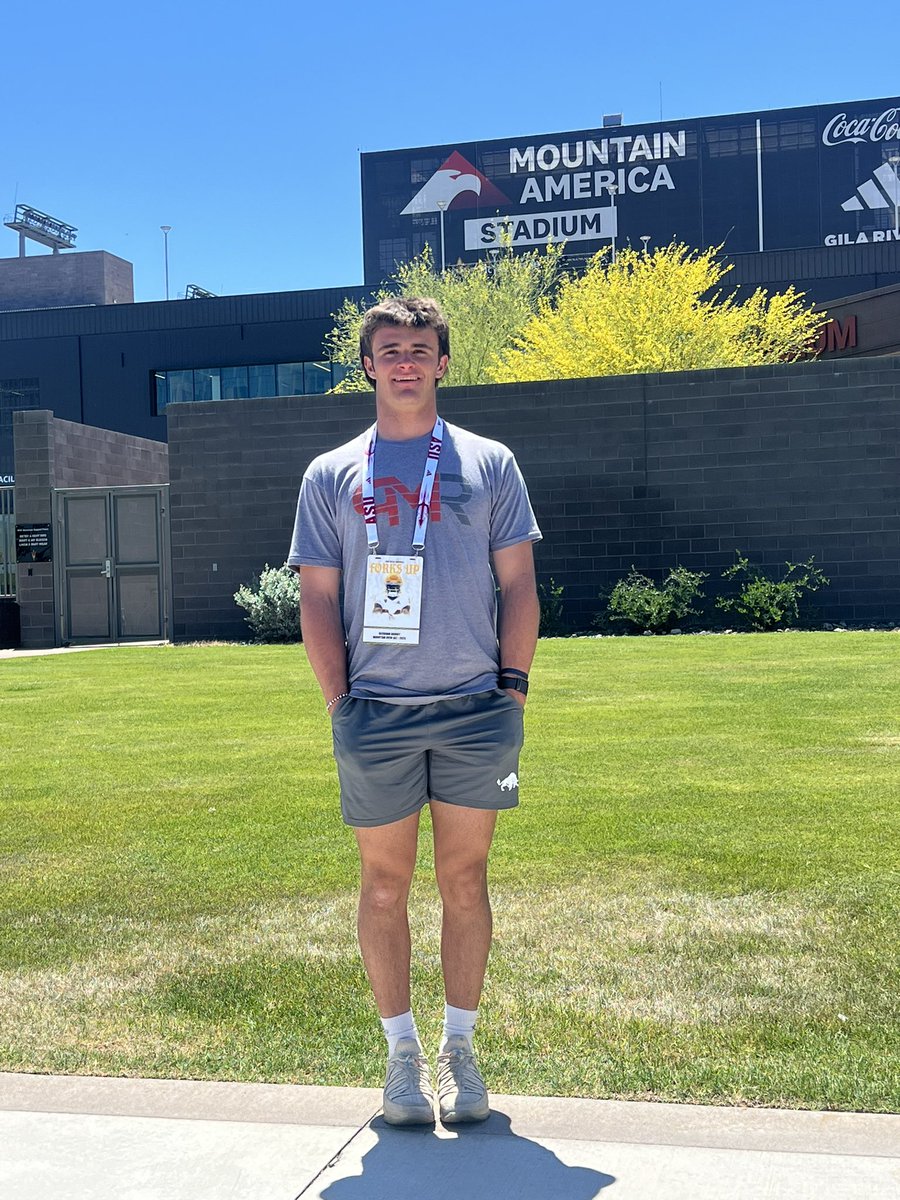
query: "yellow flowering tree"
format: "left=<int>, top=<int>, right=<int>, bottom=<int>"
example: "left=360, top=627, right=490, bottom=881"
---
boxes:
left=326, top=242, right=563, bottom=392
left=487, top=242, right=822, bottom=384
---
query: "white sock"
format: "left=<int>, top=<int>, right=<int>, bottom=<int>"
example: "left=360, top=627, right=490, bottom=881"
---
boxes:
left=381, top=1010, right=419, bottom=1057
left=441, top=1003, right=478, bottom=1051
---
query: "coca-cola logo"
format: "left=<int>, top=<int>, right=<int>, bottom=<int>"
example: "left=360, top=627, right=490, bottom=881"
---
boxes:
left=822, top=108, right=900, bottom=146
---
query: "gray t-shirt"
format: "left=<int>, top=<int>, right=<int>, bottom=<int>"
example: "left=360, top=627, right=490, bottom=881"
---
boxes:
left=288, top=421, right=541, bottom=701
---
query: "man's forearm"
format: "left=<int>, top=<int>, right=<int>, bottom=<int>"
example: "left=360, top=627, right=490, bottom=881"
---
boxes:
left=300, top=592, right=349, bottom=702
left=497, top=577, right=540, bottom=676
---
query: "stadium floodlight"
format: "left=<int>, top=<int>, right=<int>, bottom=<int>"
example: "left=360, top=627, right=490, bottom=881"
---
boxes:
left=160, top=226, right=172, bottom=300
left=603, top=183, right=619, bottom=264
left=4, top=204, right=77, bottom=254
left=436, top=200, right=447, bottom=273
left=889, top=155, right=900, bottom=236
left=184, top=283, right=217, bottom=299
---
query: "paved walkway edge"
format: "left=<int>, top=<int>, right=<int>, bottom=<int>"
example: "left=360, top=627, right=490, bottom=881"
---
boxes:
left=1, top=1072, right=897, bottom=1157
left=0, top=640, right=167, bottom=659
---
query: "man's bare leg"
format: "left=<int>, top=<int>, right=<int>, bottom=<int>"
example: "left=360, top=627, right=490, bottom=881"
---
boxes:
left=356, top=811, right=434, bottom=1125
left=430, top=803, right=498, bottom=1009
left=354, top=810, right=421, bottom=1017
left=431, top=802, right=497, bottom=1122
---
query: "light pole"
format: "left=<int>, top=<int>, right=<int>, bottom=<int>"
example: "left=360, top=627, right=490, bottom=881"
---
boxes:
left=160, top=225, right=172, bottom=300
left=604, top=184, right=618, bottom=263
left=889, top=156, right=900, bottom=238
left=436, top=201, right=446, bottom=273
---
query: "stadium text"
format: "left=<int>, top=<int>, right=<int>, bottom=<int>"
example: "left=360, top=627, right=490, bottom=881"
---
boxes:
left=509, top=132, right=686, bottom=172
left=464, top=207, right=617, bottom=250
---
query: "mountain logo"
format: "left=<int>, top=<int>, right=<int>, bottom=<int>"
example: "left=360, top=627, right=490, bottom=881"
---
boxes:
left=841, top=161, right=900, bottom=212
left=401, top=151, right=509, bottom=216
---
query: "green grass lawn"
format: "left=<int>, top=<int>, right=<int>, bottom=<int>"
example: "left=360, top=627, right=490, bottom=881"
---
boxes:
left=1, top=635, right=898, bottom=1111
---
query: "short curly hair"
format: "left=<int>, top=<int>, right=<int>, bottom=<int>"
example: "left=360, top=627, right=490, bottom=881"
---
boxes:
left=359, top=296, right=451, bottom=388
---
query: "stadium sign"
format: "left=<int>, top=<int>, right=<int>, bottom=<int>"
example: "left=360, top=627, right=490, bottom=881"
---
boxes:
left=464, top=207, right=617, bottom=251
left=360, top=97, right=900, bottom=285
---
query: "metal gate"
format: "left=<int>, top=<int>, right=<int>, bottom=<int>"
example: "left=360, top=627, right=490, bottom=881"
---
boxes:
left=0, top=486, right=14, bottom=598
left=55, top=486, right=171, bottom=644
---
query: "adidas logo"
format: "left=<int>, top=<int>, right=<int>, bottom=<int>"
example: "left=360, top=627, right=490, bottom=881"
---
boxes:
left=842, top=162, right=900, bottom=212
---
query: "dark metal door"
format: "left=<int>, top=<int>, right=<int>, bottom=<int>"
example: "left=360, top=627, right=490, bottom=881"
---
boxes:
left=57, top=486, right=170, bottom=643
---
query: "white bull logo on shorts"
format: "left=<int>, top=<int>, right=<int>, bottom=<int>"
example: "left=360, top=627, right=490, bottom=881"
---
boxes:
left=497, top=772, right=518, bottom=791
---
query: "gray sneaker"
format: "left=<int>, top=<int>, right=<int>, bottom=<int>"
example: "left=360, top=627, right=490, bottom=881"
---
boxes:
left=382, top=1037, right=435, bottom=1126
left=436, top=1034, right=490, bottom=1123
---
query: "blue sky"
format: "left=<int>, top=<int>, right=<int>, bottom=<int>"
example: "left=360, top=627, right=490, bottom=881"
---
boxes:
left=3, top=0, right=895, bottom=302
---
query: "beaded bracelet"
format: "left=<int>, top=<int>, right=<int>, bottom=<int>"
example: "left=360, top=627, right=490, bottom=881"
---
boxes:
left=326, top=691, right=350, bottom=713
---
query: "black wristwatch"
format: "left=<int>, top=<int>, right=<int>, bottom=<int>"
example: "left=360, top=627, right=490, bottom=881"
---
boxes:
left=499, top=669, right=529, bottom=695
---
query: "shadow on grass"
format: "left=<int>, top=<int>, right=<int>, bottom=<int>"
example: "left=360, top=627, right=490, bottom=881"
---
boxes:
left=320, top=1110, right=614, bottom=1199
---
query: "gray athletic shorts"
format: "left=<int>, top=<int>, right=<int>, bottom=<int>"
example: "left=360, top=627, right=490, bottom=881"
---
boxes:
left=330, top=689, right=525, bottom=827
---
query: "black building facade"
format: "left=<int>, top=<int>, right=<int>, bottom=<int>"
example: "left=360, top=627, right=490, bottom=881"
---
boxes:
left=0, top=284, right=368, bottom=480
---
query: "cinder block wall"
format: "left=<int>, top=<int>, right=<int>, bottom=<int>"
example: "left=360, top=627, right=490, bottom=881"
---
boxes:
left=0, top=251, right=134, bottom=312
left=167, top=356, right=900, bottom=641
left=13, top=410, right=168, bottom=647
left=168, top=392, right=374, bottom=641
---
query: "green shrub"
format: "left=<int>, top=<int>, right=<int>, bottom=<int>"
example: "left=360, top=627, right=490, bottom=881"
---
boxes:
left=717, top=553, right=829, bottom=630
left=538, top=577, right=566, bottom=637
left=234, top=564, right=301, bottom=643
left=604, top=565, right=708, bottom=633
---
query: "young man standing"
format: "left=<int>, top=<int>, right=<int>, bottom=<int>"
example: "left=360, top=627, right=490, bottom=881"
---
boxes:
left=288, top=296, right=540, bottom=1125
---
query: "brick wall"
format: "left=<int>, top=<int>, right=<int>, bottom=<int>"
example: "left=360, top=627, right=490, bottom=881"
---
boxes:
left=12, top=411, right=168, bottom=647
left=0, top=251, right=134, bottom=312
left=167, top=356, right=900, bottom=640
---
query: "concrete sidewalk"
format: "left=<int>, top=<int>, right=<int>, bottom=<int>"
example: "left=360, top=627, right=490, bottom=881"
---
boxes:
left=1, top=1072, right=897, bottom=1199
left=0, top=640, right=167, bottom=659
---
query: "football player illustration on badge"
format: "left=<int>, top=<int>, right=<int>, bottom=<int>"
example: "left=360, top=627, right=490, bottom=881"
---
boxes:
left=373, top=572, right=411, bottom=618
left=363, top=556, right=424, bottom=643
